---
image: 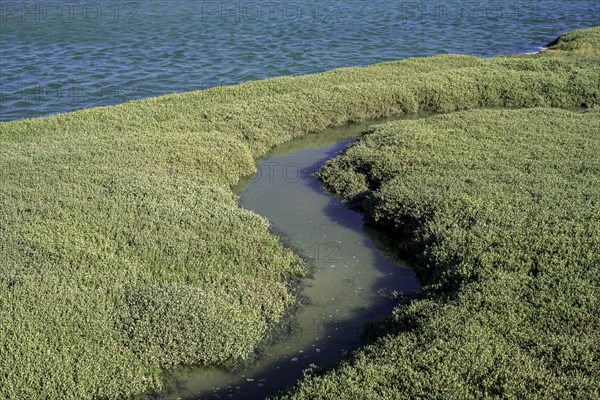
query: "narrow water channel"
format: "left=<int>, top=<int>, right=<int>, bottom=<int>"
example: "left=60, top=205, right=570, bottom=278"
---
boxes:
left=146, top=118, right=422, bottom=399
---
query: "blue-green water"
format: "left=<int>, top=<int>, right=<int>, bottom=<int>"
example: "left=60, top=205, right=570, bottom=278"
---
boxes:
left=1, top=0, right=598, bottom=121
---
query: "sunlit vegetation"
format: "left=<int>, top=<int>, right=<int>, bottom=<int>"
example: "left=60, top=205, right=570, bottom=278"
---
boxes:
left=0, top=27, right=598, bottom=399
left=547, top=25, right=600, bottom=53
left=291, top=107, right=600, bottom=399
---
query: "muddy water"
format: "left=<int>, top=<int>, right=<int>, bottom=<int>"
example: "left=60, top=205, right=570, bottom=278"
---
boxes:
left=147, top=119, right=422, bottom=399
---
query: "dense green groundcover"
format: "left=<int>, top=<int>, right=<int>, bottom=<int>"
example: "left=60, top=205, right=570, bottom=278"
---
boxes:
left=300, top=107, right=600, bottom=399
left=0, top=27, right=598, bottom=399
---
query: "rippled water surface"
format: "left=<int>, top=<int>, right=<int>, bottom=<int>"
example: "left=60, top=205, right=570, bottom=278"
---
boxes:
left=1, top=0, right=598, bottom=120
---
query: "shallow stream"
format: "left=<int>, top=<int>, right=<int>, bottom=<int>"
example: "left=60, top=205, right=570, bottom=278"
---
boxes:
left=146, top=118, right=423, bottom=399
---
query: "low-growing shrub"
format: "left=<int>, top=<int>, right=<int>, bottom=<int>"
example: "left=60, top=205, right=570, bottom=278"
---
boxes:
left=289, top=107, right=600, bottom=399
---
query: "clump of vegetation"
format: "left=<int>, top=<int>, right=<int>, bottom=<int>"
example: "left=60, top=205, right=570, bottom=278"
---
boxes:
left=547, top=26, right=600, bottom=53
left=0, top=27, right=598, bottom=399
left=287, top=107, right=600, bottom=399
